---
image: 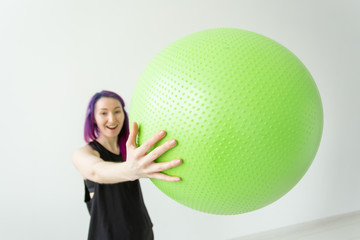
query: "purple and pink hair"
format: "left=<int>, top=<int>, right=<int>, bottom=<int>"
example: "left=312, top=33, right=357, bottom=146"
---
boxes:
left=84, top=90, right=129, bottom=161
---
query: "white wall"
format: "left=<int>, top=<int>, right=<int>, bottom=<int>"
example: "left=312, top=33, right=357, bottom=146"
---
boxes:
left=1, top=0, right=359, bottom=239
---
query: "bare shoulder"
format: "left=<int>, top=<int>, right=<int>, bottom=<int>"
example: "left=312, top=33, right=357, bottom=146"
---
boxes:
left=78, top=144, right=100, bottom=157
left=72, top=144, right=100, bottom=164
left=72, top=144, right=103, bottom=179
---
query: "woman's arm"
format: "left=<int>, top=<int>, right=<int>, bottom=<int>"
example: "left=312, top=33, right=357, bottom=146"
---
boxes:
left=72, top=122, right=182, bottom=184
left=72, top=145, right=134, bottom=183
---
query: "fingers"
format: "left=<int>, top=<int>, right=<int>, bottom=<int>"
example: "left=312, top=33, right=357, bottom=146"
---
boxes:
left=146, top=159, right=182, bottom=182
left=148, top=159, right=182, bottom=172
left=126, top=122, right=138, bottom=148
left=144, top=139, right=177, bottom=163
left=149, top=172, right=181, bottom=182
left=126, top=124, right=182, bottom=182
left=136, top=129, right=167, bottom=156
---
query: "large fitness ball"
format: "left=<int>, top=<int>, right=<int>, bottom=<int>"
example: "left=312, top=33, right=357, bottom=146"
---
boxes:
left=129, top=28, right=323, bottom=215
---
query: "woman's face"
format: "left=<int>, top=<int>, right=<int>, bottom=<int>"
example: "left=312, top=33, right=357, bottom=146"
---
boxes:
left=94, top=97, right=125, bottom=139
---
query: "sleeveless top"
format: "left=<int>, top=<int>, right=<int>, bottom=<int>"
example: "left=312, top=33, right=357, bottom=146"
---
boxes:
left=84, top=140, right=153, bottom=240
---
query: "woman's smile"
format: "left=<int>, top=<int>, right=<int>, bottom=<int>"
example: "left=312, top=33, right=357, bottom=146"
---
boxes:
left=106, top=124, right=118, bottom=130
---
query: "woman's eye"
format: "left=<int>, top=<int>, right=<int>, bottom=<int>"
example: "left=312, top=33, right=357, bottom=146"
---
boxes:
left=101, top=112, right=107, bottom=115
left=115, top=111, right=122, bottom=114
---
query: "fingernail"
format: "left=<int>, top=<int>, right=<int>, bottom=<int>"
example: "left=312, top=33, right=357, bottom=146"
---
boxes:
left=159, top=130, right=166, bottom=136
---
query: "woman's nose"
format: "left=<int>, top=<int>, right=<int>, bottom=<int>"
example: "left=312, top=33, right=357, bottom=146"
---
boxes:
left=108, top=113, right=115, bottom=122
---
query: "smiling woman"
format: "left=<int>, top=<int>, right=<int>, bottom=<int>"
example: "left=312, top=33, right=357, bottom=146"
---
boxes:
left=72, top=90, right=183, bottom=240
left=94, top=97, right=125, bottom=148
left=83, top=91, right=129, bottom=160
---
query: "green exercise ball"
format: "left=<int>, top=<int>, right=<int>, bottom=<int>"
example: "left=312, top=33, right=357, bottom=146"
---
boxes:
left=129, top=28, right=323, bottom=215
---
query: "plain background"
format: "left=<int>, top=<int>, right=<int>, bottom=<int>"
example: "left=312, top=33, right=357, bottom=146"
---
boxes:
left=1, top=0, right=359, bottom=239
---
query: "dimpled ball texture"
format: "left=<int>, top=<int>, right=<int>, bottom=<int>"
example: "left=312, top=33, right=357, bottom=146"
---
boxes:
left=129, top=28, right=323, bottom=215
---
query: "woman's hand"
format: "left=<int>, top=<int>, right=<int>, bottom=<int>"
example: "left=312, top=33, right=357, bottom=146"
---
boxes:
left=125, top=122, right=182, bottom=182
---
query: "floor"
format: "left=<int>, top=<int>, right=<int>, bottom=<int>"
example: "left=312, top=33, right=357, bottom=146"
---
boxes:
left=231, top=210, right=360, bottom=240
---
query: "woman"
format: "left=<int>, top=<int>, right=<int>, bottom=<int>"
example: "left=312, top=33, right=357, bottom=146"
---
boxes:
left=72, top=90, right=182, bottom=240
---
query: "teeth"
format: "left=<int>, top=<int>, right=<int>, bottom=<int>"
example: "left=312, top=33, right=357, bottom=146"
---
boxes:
left=107, top=125, right=118, bottom=129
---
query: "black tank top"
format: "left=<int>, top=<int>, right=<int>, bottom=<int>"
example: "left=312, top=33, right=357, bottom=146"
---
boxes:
left=84, top=140, right=153, bottom=240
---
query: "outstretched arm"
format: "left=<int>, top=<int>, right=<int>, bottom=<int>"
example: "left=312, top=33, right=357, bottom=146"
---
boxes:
left=72, top=122, right=182, bottom=184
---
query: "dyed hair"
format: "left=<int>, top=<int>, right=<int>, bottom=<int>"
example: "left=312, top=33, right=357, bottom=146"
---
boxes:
left=84, top=90, right=129, bottom=161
